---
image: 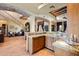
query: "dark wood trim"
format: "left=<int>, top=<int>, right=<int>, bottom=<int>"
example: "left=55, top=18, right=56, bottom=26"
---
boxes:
left=50, top=6, right=67, bottom=16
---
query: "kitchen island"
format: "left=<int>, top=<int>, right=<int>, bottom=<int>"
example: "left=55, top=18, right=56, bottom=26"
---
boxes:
left=26, top=33, right=47, bottom=55
left=25, top=32, right=64, bottom=55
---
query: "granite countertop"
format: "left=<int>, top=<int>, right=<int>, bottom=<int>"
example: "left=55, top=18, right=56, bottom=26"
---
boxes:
left=28, top=34, right=47, bottom=37
left=28, top=32, right=66, bottom=38
left=53, top=40, right=79, bottom=53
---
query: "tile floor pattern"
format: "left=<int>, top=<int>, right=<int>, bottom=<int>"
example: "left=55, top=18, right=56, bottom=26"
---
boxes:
left=0, top=36, right=54, bottom=56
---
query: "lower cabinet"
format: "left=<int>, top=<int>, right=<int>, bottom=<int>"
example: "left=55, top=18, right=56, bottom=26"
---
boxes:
left=32, top=36, right=45, bottom=53
left=0, top=34, right=4, bottom=43
left=28, top=35, right=54, bottom=55
left=45, top=36, right=54, bottom=50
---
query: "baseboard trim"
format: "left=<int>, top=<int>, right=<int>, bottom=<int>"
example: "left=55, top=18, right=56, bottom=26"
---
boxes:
left=45, top=47, right=55, bottom=52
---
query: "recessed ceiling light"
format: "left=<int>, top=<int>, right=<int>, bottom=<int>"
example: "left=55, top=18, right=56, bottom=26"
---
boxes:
left=38, top=3, right=48, bottom=10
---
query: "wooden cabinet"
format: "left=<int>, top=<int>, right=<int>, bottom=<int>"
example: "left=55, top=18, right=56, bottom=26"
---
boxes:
left=0, top=34, right=4, bottom=43
left=32, top=36, right=45, bottom=53
left=67, top=4, right=79, bottom=40
left=0, top=27, right=4, bottom=43
left=45, top=36, right=54, bottom=50
left=28, top=34, right=55, bottom=54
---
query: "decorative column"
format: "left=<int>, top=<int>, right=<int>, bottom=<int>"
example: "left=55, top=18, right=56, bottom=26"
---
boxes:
left=28, top=16, right=35, bottom=32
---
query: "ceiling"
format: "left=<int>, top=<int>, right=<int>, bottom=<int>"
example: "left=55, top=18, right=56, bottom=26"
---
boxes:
left=0, top=10, right=22, bottom=20
left=9, top=3, right=67, bottom=15
left=0, top=10, right=27, bottom=27
left=0, top=3, right=67, bottom=23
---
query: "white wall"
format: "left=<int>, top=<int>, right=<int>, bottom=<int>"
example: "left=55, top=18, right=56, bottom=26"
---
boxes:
left=56, top=13, right=67, bottom=22
left=0, top=20, right=7, bottom=27
left=0, top=19, right=22, bottom=33
left=8, top=21, right=22, bottom=32
left=36, top=14, right=55, bottom=21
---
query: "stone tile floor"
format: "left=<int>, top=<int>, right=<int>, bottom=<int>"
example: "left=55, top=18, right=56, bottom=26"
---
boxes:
left=0, top=36, right=54, bottom=56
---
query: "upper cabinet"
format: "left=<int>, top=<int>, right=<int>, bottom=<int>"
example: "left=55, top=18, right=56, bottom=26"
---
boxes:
left=67, top=4, right=79, bottom=38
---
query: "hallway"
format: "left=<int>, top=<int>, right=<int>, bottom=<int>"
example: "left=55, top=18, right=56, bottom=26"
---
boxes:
left=0, top=36, right=54, bottom=56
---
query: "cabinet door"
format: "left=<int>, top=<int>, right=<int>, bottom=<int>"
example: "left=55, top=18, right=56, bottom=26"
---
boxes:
left=45, top=36, right=51, bottom=48
left=33, top=36, right=45, bottom=53
left=45, top=36, right=54, bottom=50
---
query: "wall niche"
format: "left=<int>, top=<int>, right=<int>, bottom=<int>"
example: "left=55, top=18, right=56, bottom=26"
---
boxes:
left=25, top=22, right=30, bottom=32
